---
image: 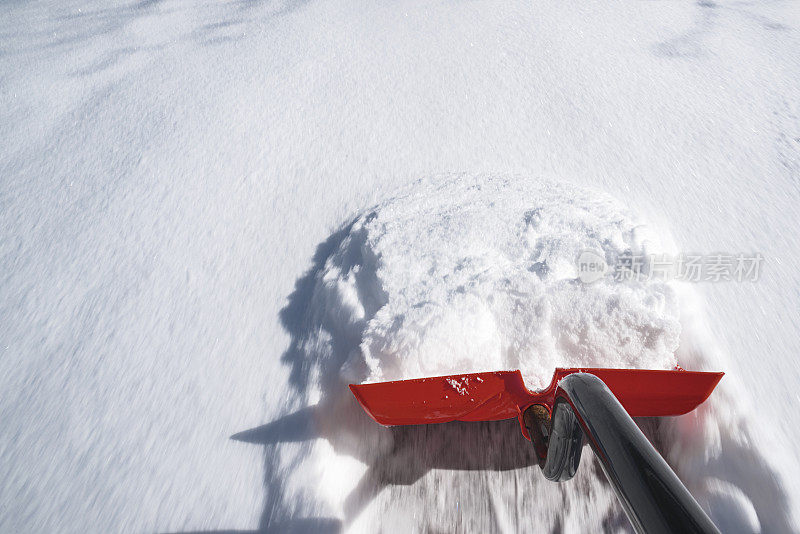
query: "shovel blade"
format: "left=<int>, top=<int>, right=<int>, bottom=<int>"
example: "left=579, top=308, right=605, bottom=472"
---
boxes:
left=350, top=368, right=723, bottom=427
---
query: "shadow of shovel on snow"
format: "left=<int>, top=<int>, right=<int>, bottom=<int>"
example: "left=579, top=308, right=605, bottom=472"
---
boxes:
left=231, top=406, right=539, bottom=524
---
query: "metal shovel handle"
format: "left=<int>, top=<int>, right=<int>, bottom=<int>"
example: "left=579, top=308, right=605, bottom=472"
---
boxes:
left=525, top=373, right=720, bottom=534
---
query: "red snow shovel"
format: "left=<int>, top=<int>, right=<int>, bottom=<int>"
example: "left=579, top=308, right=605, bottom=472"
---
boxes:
left=350, top=367, right=724, bottom=533
left=349, top=367, right=722, bottom=439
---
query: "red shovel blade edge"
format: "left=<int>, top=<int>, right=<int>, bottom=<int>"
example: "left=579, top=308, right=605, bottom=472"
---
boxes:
left=349, top=368, right=723, bottom=437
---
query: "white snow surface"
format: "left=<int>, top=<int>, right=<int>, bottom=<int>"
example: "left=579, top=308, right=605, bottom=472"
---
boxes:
left=2, top=0, right=800, bottom=532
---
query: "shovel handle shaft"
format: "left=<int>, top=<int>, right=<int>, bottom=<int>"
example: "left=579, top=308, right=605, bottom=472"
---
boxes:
left=538, top=373, right=720, bottom=534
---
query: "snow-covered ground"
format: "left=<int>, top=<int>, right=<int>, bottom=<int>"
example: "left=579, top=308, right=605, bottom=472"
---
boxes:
left=1, top=0, right=799, bottom=532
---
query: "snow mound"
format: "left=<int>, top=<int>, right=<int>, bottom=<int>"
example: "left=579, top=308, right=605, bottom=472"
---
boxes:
left=325, top=174, right=679, bottom=388
left=278, top=174, right=792, bottom=531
